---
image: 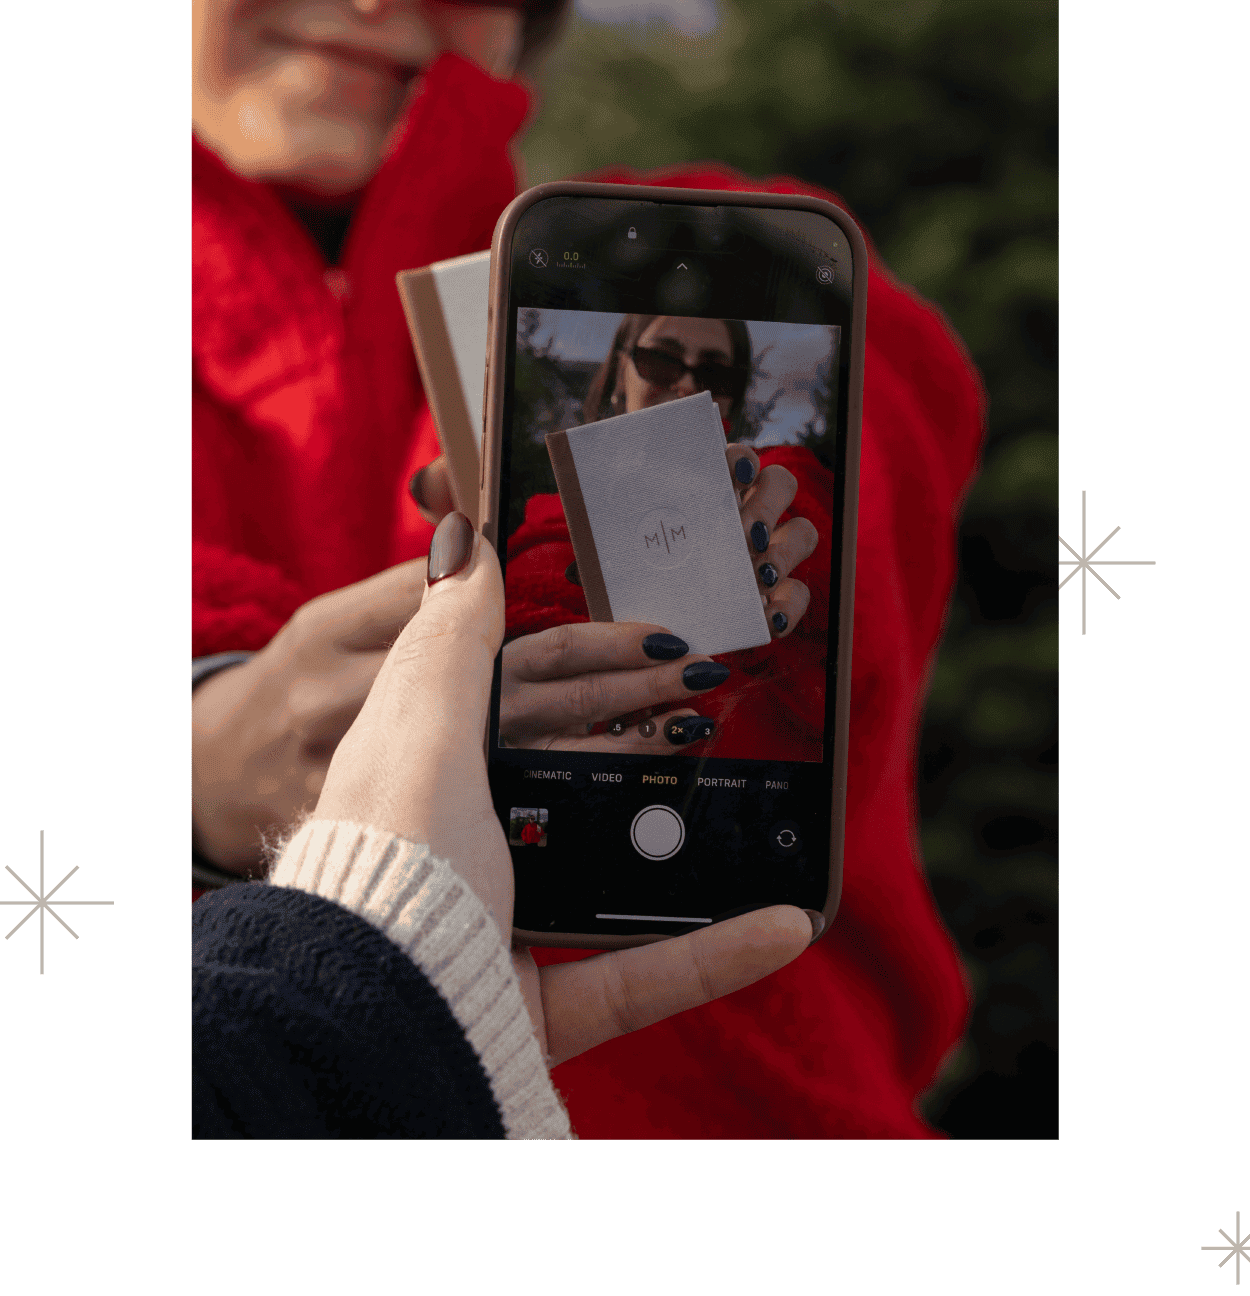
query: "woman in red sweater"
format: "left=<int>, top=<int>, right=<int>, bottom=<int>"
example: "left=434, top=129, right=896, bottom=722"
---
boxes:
left=192, top=0, right=983, bottom=1137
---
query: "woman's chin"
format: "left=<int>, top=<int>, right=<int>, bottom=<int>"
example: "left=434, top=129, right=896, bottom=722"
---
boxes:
left=270, top=116, right=389, bottom=193
left=206, top=101, right=388, bottom=194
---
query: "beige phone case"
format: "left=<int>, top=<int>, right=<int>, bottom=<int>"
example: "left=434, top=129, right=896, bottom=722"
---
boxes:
left=481, top=181, right=868, bottom=950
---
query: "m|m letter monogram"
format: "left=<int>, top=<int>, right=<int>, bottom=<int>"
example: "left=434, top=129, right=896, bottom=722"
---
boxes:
left=637, top=509, right=693, bottom=569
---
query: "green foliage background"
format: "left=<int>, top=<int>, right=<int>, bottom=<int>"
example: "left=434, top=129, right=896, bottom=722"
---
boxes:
left=520, top=0, right=1058, bottom=1134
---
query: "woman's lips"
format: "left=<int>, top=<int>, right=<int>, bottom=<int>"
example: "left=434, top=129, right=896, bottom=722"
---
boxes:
left=312, top=41, right=422, bottom=86
left=267, top=31, right=423, bottom=98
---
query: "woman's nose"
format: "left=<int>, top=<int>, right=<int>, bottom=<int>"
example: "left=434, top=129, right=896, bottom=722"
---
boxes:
left=673, top=370, right=698, bottom=395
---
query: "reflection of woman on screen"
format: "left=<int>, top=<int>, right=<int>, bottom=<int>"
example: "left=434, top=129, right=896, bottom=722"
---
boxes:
left=503, top=312, right=834, bottom=762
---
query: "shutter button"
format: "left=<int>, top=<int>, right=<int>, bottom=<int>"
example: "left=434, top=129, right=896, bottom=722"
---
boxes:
left=630, top=805, right=686, bottom=860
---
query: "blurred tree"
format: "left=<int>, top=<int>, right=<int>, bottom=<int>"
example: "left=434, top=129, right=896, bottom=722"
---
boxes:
left=521, top=0, right=1058, bottom=1136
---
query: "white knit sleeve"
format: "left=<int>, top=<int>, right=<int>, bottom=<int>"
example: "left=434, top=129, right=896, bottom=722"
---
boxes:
left=269, top=819, right=572, bottom=1140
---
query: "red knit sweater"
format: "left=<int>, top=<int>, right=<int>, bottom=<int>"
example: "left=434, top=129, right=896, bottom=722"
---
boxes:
left=193, top=53, right=984, bottom=1138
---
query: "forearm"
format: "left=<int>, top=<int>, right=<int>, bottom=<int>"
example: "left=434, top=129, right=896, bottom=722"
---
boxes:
left=192, top=820, right=571, bottom=1139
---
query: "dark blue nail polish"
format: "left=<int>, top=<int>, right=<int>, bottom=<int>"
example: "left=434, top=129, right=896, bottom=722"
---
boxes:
left=758, top=562, right=778, bottom=588
left=750, top=520, right=769, bottom=553
left=772, top=612, right=788, bottom=634
left=664, top=715, right=716, bottom=745
left=565, top=561, right=581, bottom=586
left=642, top=632, right=689, bottom=660
left=682, top=661, right=730, bottom=691
left=734, top=456, right=756, bottom=485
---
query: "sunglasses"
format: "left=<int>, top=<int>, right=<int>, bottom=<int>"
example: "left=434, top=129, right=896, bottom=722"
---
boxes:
left=629, top=345, right=744, bottom=399
left=440, top=1, right=558, bottom=10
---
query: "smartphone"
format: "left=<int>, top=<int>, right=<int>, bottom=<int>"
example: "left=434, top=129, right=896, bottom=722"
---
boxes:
left=481, top=182, right=866, bottom=948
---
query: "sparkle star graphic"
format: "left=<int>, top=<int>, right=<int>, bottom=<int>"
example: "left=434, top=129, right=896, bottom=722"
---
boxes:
left=1203, top=1213, right=1250, bottom=1285
left=1, top=831, right=114, bottom=974
left=1059, top=491, right=1155, bottom=634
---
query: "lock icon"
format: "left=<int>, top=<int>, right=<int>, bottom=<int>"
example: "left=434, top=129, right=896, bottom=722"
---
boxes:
left=627, top=226, right=637, bottom=240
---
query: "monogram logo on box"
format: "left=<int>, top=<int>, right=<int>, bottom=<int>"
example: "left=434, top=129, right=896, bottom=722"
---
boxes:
left=638, top=509, right=692, bottom=569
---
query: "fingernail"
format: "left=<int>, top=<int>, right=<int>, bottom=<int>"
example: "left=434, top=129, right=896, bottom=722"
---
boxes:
left=427, top=512, right=474, bottom=584
left=681, top=661, right=730, bottom=691
left=758, top=562, right=778, bottom=588
left=642, top=632, right=689, bottom=660
left=771, top=611, right=788, bottom=635
left=664, top=715, right=715, bottom=745
left=565, top=561, right=582, bottom=586
left=750, top=521, right=770, bottom=553
left=734, top=456, right=756, bottom=485
left=408, top=465, right=430, bottom=509
left=804, top=909, right=826, bottom=944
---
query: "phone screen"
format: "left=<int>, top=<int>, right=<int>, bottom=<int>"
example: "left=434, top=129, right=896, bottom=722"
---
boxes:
left=488, top=194, right=857, bottom=940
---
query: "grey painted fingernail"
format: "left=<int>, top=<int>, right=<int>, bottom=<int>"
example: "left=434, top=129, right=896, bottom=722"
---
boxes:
left=664, top=715, right=716, bottom=745
left=772, top=611, right=788, bottom=634
left=565, top=561, right=582, bottom=586
left=427, top=512, right=474, bottom=584
left=682, top=661, right=730, bottom=691
left=804, top=909, right=826, bottom=944
left=735, top=456, right=756, bottom=485
left=643, top=632, right=689, bottom=660
left=750, top=520, right=770, bottom=553
left=758, top=562, right=778, bottom=588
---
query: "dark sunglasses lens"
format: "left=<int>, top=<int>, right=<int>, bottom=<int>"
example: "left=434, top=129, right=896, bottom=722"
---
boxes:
left=695, top=364, right=738, bottom=397
left=632, top=348, right=686, bottom=386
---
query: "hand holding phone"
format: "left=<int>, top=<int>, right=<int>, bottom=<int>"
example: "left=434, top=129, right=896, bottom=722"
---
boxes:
left=314, top=513, right=817, bottom=1068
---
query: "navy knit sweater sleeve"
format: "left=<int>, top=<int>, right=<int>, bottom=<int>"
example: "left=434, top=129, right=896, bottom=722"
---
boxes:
left=192, top=884, right=506, bottom=1138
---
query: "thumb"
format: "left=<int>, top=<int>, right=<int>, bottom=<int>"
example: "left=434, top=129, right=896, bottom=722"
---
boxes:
left=537, top=905, right=814, bottom=1067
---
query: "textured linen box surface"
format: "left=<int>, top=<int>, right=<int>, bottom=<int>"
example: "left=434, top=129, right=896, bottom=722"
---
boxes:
left=546, top=391, right=771, bottom=656
left=395, top=250, right=491, bottom=525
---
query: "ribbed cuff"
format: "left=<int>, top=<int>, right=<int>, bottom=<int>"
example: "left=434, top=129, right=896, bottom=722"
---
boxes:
left=270, top=819, right=572, bottom=1140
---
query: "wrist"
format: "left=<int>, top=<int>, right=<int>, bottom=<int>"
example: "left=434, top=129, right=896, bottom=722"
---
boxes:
left=270, top=819, right=570, bottom=1139
left=192, top=655, right=268, bottom=878
left=192, top=651, right=254, bottom=691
